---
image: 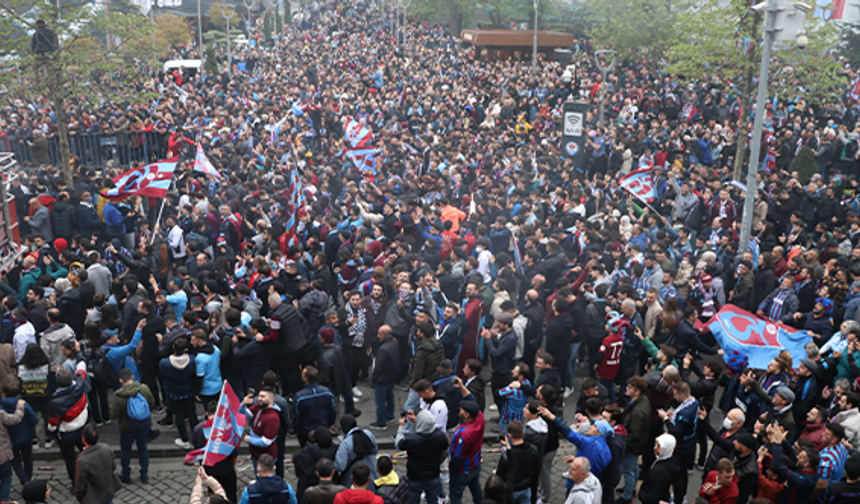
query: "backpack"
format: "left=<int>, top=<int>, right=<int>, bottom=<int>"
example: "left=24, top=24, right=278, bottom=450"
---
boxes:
left=90, top=348, right=119, bottom=390
left=126, top=391, right=152, bottom=430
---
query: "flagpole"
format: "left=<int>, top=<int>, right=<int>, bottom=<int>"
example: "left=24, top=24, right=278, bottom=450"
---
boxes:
left=150, top=176, right=175, bottom=245
left=201, top=380, right=228, bottom=466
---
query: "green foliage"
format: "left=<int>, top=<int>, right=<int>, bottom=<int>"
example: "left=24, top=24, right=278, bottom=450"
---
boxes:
left=208, top=2, right=237, bottom=29
left=263, top=15, right=272, bottom=41
left=0, top=0, right=156, bottom=105
left=411, top=0, right=474, bottom=36
left=666, top=0, right=841, bottom=104
left=204, top=43, right=219, bottom=73
left=586, top=0, right=678, bottom=57
left=791, top=146, right=818, bottom=183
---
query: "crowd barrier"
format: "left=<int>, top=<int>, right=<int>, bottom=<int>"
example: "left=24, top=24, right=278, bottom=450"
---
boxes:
left=0, top=131, right=168, bottom=170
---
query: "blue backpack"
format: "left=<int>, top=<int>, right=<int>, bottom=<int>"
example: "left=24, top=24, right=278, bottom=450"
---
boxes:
left=126, top=392, right=151, bottom=430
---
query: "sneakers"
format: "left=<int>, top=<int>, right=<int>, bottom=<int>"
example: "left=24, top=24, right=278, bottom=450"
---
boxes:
left=95, top=422, right=104, bottom=428
left=348, top=409, right=362, bottom=418
left=488, top=404, right=498, bottom=411
left=563, top=387, right=575, bottom=399
left=352, top=387, right=363, bottom=398
left=696, top=463, right=706, bottom=471
left=119, top=475, right=132, bottom=484
left=151, top=407, right=165, bottom=416
left=438, top=497, right=449, bottom=504
left=44, top=440, right=54, bottom=450
left=174, top=438, right=193, bottom=450
left=157, top=418, right=174, bottom=427
left=104, top=419, right=111, bottom=426
left=147, top=429, right=161, bottom=442
left=141, top=476, right=149, bottom=484
left=370, top=423, right=388, bottom=431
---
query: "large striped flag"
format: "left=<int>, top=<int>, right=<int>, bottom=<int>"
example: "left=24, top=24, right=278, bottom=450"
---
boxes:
left=100, top=157, right=178, bottom=201
left=618, top=167, right=657, bottom=204
left=344, top=117, right=373, bottom=148
left=194, top=144, right=221, bottom=178
left=345, top=147, right=378, bottom=182
left=183, top=381, right=246, bottom=466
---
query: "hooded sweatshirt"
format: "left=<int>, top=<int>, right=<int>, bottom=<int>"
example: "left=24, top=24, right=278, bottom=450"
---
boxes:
left=638, top=434, right=680, bottom=504
left=159, top=353, right=195, bottom=400
left=40, top=323, right=75, bottom=370
left=564, top=472, right=602, bottom=504
left=395, top=410, right=450, bottom=481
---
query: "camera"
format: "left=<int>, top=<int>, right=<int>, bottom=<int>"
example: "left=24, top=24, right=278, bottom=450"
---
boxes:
left=400, top=411, right=407, bottom=419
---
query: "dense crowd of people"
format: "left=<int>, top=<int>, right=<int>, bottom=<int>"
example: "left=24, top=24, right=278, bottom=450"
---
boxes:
left=6, top=0, right=860, bottom=504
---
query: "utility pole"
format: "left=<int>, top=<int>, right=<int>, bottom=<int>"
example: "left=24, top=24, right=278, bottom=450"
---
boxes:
left=221, top=4, right=236, bottom=74
left=594, top=49, right=616, bottom=131
left=532, top=0, right=539, bottom=73
left=739, top=0, right=810, bottom=252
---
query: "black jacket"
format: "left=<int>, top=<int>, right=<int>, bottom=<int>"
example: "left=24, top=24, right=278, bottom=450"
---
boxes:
left=496, top=441, right=541, bottom=492
left=319, top=345, right=351, bottom=396
left=293, top=441, right=339, bottom=502
left=622, top=395, right=652, bottom=455
left=638, top=457, right=679, bottom=504
left=682, top=360, right=718, bottom=411
left=140, top=313, right=166, bottom=364
left=396, top=429, right=449, bottom=481
left=544, top=314, right=573, bottom=370
left=372, top=337, right=400, bottom=386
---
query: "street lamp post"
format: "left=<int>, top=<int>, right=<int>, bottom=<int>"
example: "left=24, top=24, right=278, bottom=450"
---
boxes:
left=243, top=0, right=258, bottom=35
left=221, top=4, right=236, bottom=74
left=738, top=0, right=811, bottom=253
left=197, top=0, right=203, bottom=54
left=532, top=0, right=539, bottom=73
left=594, top=49, right=616, bottom=131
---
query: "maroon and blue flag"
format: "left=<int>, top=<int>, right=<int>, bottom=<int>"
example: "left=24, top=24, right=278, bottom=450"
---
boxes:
left=184, top=381, right=246, bottom=466
left=706, top=305, right=813, bottom=370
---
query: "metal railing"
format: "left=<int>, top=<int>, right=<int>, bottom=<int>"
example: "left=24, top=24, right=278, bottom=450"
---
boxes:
left=0, top=131, right=170, bottom=170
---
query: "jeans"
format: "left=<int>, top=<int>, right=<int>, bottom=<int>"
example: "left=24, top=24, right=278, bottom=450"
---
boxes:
left=120, top=427, right=149, bottom=479
left=513, top=488, right=531, bottom=504
left=673, top=446, right=693, bottom=504
left=59, top=435, right=84, bottom=483
left=402, top=389, right=421, bottom=434
left=170, top=396, right=196, bottom=442
left=538, top=450, right=556, bottom=504
left=409, top=477, right=443, bottom=504
left=567, top=341, right=582, bottom=388
left=373, top=382, right=395, bottom=426
left=0, top=461, right=11, bottom=502
left=343, top=386, right=356, bottom=413
left=11, top=441, right=32, bottom=484
left=88, top=385, right=110, bottom=424
left=599, top=378, right=617, bottom=404
left=621, top=451, right=640, bottom=500
left=449, top=468, right=482, bottom=504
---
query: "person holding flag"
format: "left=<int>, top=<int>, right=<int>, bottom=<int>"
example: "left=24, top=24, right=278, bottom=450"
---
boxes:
left=192, top=400, right=239, bottom=503
left=240, top=387, right=282, bottom=475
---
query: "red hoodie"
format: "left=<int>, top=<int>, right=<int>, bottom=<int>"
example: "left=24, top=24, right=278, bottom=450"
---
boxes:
left=334, top=489, right=383, bottom=504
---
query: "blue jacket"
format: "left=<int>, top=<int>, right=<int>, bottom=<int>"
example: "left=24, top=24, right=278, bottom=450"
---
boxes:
left=194, top=344, right=222, bottom=396
left=104, top=329, right=142, bottom=384
left=238, top=475, right=298, bottom=504
left=0, top=397, right=37, bottom=446
left=553, top=417, right=611, bottom=476
left=293, top=383, right=337, bottom=438
left=159, top=353, right=196, bottom=400
left=103, top=202, right=125, bottom=235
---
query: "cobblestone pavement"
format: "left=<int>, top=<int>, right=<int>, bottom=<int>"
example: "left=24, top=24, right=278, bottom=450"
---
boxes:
left=8, top=441, right=710, bottom=504
left=10, top=371, right=716, bottom=503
